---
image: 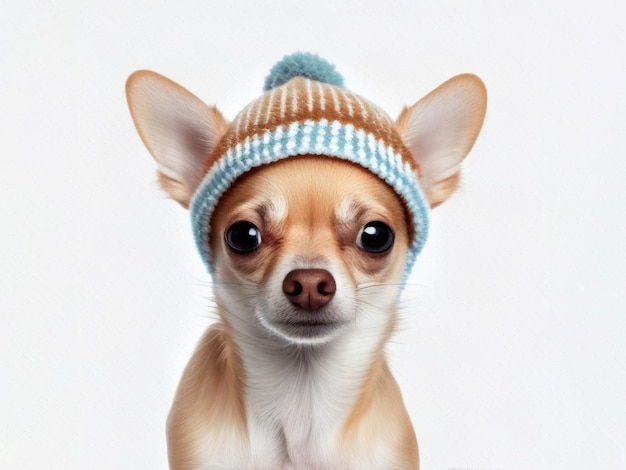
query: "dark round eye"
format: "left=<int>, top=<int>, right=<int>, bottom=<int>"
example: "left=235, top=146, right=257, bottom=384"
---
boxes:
left=225, top=221, right=261, bottom=254
left=357, top=221, right=395, bottom=254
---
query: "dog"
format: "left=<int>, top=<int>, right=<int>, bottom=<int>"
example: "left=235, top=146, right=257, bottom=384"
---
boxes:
left=126, top=53, right=486, bottom=469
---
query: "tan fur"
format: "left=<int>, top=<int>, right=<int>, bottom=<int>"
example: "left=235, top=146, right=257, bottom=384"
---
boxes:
left=126, top=68, right=487, bottom=469
left=168, top=157, right=417, bottom=467
left=396, top=73, right=487, bottom=208
left=167, top=322, right=247, bottom=468
left=340, top=308, right=419, bottom=468
left=126, top=70, right=230, bottom=208
left=210, top=157, right=410, bottom=288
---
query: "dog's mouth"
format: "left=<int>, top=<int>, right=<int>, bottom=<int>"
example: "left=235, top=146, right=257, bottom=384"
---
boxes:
left=283, top=320, right=337, bottom=329
left=256, top=282, right=355, bottom=344
left=273, top=318, right=347, bottom=341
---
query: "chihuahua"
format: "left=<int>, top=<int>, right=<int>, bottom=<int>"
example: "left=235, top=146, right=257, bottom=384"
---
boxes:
left=126, top=53, right=486, bottom=469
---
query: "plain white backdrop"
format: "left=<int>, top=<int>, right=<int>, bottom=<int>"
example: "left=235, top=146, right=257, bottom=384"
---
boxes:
left=2, top=1, right=625, bottom=468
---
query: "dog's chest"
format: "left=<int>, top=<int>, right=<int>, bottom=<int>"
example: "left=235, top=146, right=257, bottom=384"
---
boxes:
left=247, top=418, right=336, bottom=469
left=247, top=358, right=344, bottom=467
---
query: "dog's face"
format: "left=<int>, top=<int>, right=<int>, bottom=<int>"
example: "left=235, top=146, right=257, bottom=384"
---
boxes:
left=209, top=156, right=409, bottom=345
left=126, top=69, right=487, bottom=347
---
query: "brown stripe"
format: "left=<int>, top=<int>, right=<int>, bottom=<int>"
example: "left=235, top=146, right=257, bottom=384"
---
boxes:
left=203, top=77, right=420, bottom=175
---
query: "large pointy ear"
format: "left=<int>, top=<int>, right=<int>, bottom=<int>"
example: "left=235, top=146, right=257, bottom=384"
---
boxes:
left=126, top=70, right=229, bottom=208
left=397, top=74, right=487, bottom=208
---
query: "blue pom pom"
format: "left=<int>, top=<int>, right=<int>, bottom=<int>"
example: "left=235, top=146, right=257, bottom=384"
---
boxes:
left=263, top=52, right=345, bottom=91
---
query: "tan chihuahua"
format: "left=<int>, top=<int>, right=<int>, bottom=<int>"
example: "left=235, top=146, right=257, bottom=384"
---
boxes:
left=126, top=53, right=486, bottom=469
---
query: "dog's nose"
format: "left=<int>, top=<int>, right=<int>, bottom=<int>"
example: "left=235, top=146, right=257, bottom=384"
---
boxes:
left=282, top=269, right=336, bottom=311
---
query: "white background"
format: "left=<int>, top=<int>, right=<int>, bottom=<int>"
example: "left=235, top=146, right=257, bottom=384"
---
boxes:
left=2, top=1, right=625, bottom=469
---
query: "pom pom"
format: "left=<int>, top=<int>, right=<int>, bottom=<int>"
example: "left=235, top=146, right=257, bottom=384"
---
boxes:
left=263, top=52, right=345, bottom=91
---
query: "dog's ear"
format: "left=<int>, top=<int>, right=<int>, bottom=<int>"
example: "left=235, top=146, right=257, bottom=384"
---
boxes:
left=397, top=74, right=487, bottom=208
left=126, top=71, right=229, bottom=208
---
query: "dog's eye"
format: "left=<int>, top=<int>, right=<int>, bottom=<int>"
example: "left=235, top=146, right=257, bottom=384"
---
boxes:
left=357, top=221, right=395, bottom=254
left=225, top=221, right=262, bottom=253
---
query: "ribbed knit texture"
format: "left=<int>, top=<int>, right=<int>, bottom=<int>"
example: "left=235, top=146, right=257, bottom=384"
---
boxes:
left=190, top=56, right=430, bottom=284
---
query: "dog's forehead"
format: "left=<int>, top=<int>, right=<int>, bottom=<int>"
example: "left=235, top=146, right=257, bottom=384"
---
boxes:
left=230, top=156, right=399, bottom=210
left=334, top=197, right=394, bottom=225
left=230, top=196, right=288, bottom=223
left=233, top=194, right=392, bottom=228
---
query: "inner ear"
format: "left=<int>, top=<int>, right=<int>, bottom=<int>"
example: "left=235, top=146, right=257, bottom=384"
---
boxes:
left=397, top=74, right=487, bottom=208
left=126, top=70, right=229, bottom=208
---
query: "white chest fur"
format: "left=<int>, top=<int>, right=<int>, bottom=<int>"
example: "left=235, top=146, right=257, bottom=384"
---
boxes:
left=242, top=337, right=363, bottom=468
left=234, top=320, right=388, bottom=469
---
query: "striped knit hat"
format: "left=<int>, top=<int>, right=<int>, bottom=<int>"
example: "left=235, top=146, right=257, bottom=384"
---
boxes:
left=190, top=53, right=430, bottom=282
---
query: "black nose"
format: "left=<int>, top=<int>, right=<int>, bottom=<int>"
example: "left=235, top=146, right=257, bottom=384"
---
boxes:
left=282, top=269, right=336, bottom=311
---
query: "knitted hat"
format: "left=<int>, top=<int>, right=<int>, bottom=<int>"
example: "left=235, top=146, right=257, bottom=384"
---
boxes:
left=190, top=52, right=430, bottom=282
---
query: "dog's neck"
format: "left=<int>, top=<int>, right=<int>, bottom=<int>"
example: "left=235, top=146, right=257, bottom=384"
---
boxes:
left=222, top=302, right=391, bottom=463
